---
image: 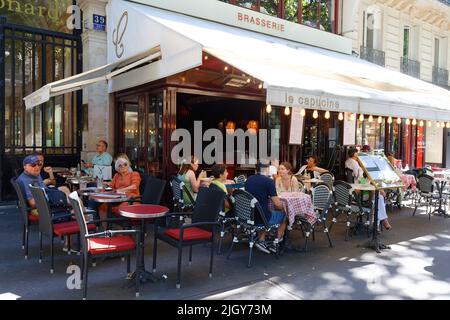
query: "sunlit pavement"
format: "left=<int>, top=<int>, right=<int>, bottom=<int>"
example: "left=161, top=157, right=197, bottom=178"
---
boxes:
left=1, top=200, right=449, bottom=300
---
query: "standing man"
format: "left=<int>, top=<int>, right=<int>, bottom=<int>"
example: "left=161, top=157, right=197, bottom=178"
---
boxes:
left=83, top=140, right=113, bottom=175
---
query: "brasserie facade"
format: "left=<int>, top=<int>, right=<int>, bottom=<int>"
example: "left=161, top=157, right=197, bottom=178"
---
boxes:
left=3, top=0, right=450, bottom=200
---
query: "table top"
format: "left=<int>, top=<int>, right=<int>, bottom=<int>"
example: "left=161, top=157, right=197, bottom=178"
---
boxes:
left=67, top=176, right=96, bottom=184
left=119, top=204, right=170, bottom=219
left=302, top=178, right=324, bottom=183
left=89, top=192, right=130, bottom=203
left=51, top=167, right=69, bottom=173
left=350, top=183, right=376, bottom=191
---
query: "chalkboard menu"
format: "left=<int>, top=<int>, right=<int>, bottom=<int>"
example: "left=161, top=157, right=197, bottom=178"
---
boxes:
left=357, top=153, right=403, bottom=190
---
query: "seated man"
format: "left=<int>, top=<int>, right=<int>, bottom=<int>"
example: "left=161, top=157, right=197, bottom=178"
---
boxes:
left=245, top=162, right=287, bottom=254
left=82, top=139, right=113, bottom=176
left=16, top=155, right=70, bottom=216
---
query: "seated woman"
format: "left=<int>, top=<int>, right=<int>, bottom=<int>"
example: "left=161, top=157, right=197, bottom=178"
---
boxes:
left=177, top=156, right=206, bottom=206
left=295, top=155, right=329, bottom=179
left=345, top=147, right=392, bottom=230
left=275, top=162, right=300, bottom=194
left=99, top=154, right=141, bottom=225
left=210, top=164, right=231, bottom=212
left=386, top=152, right=417, bottom=194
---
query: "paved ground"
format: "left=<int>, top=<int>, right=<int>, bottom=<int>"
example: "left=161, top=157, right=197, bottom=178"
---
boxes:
left=1, top=200, right=450, bottom=300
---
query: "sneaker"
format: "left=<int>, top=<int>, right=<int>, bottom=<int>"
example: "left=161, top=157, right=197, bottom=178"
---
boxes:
left=267, top=243, right=278, bottom=254
left=254, top=241, right=271, bottom=254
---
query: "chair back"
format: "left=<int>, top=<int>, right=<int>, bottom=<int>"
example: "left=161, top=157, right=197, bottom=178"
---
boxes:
left=230, top=189, right=270, bottom=228
left=10, top=177, right=30, bottom=223
left=319, top=172, right=334, bottom=189
left=192, top=187, right=225, bottom=231
left=317, top=195, right=334, bottom=222
left=312, top=183, right=332, bottom=211
left=29, top=185, right=53, bottom=237
left=418, top=174, right=434, bottom=194
left=333, top=180, right=352, bottom=207
left=141, top=177, right=166, bottom=205
left=345, top=168, right=354, bottom=183
left=170, top=176, right=185, bottom=209
left=182, top=184, right=196, bottom=206
left=234, top=175, right=247, bottom=184
left=68, top=191, right=89, bottom=254
left=209, top=182, right=233, bottom=218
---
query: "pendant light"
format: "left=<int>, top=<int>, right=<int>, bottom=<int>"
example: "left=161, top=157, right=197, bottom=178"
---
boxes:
left=419, top=120, right=424, bottom=127
left=313, top=110, right=319, bottom=119
left=412, top=119, right=417, bottom=126
left=284, top=106, right=290, bottom=116
left=368, top=115, right=374, bottom=123
left=387, top=116, right=393, bottom=124
left=338, top=112, right=344, bottom=121
left=300, top=108, right=306, bottom=117
left=325, top=110, right=330, bottom=119
left=378, top=116, right=383, bottom=124
left=266, top=104, right=272, bottom=114
left=396, top=117, right=402, bottom=125
left=359, top=114, right=364, bottom=122
left=405, top=119, right=410, bottom=125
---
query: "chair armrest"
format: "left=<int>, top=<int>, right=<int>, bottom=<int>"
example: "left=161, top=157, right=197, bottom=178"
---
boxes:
left=164, top=212, right=193, bottom=218
left=128, top=197, right=142, bottom=205
left=85, top=229, right=140, bottom=238
left=180, top=221, right=220, bottom=230
left=87, top=217, right=126, bottom=224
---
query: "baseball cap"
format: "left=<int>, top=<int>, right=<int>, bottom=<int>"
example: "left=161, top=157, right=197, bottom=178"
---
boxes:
left=23, top=155, right=39, bottom=166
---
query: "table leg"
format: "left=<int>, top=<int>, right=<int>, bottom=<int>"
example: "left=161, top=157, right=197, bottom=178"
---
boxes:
left=360, top=190, right=391, bottom=253
left=124, top=219, right=167, bottom=286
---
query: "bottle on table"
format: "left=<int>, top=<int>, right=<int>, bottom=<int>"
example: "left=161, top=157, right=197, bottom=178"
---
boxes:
left=96, top=175, right=103, bottom=190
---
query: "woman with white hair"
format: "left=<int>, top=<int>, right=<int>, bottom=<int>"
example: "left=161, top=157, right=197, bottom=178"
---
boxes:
left=98, top=154, right=141, bottom=223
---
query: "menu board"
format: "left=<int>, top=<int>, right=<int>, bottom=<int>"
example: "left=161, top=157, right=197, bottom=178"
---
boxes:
left=343, top=113, right=356, bottom=146
left=289, top=108, right=304, bottom=145
left=357, top=153, right=402, bottom=190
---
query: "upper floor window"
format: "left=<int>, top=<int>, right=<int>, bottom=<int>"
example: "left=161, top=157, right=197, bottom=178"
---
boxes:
left=363, top=6, right=383, bottom=50
left=403, top=25, right=419, bottom=60
left=434, top=37, right=448, bottom=68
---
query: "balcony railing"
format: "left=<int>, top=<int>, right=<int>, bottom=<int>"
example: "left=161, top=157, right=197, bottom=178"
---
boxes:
left=360, top=46, right=385, bottom=67
left=432, top=66, right=449, bottom=87
left=400, top=57, right=421, bottom=78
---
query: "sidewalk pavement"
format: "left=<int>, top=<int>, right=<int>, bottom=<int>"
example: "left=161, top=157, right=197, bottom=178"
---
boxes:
left=1, top=201, right=449, bottom=300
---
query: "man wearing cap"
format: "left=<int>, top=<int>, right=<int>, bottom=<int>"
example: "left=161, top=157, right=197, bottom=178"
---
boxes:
left=16, top=155, right=47, bottom=212
left=16, top=155, right=70, bottom=216
left=244, top=161, right=287, bottom=254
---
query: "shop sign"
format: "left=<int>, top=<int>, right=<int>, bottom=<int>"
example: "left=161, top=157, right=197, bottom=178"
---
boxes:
left=237, top=12, right=285, bottom=32
left=0, top=0, right=73, bottom=33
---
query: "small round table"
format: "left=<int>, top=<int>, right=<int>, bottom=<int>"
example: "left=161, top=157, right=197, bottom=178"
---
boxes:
left=350, top=183, right=376, bottom=192
left=90, top=193, right=130, bottom=228
left=119, top=204, right=170, bottom=284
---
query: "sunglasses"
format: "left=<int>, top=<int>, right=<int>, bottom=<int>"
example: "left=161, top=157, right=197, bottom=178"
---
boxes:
left=27, top=163, right=39, bottom=168
left=118, top=163, right=128, bottom=168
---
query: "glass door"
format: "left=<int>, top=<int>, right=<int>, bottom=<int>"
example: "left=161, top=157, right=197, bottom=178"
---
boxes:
left=117, top=91, right=164, bottom=176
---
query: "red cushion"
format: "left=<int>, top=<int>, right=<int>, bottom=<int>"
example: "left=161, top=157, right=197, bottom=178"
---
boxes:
left=28, top=213, right=39, bottom=223
left=53, top=221, right=95, bottom=236
left=164, top=227, right=212, bottom=241
left=87, top=236, right=135, bottom=255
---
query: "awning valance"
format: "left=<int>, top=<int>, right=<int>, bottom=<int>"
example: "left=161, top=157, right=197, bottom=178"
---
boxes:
left=116, top=0, right=450, bottom=121
left=24, top=46, right=161, bottom=109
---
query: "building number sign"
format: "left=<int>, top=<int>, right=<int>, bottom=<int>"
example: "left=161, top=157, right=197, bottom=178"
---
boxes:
left=93, top=14, right=106, bottom=31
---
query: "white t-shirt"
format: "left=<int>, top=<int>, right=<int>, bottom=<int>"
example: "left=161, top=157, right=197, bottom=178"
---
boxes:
left=295, top=165, right=321, bottom=178
left=345, top=158, right=364, bottom=182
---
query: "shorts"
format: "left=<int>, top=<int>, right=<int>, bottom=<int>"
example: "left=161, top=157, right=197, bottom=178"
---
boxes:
left=269, top=211, right=285, bottom=226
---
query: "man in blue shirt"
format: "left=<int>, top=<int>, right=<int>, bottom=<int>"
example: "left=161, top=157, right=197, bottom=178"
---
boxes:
left=83, top=140, right=113, bottom=175
left=245, top=162, right=287, bottom=254
left=16, top=155, right=48, bottom=217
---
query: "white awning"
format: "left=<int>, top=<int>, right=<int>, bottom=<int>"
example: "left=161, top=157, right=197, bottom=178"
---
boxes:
left=24, top=46, right=162, bottom=109
left=113, top=0, right=450, bottom=121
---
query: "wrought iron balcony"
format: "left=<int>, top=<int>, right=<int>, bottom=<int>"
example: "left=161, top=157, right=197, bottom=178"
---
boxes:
left=360, top=46, right=385, bottom=67
left=432, top=66, right=449, bottom=87
left=400, top=57, right=420, bottom=79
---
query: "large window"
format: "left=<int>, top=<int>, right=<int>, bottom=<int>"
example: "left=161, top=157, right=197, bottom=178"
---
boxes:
left=356, top=117, right=385, bottom=151
left=3, top=28, right=80, bottom=155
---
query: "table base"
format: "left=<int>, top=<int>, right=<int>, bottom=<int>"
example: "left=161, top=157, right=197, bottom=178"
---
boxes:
left=432, top=208, right=450, bottom=218
left=123, top=270, right=167, bottom=286
left=360, top=238, right=391, bottom=254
